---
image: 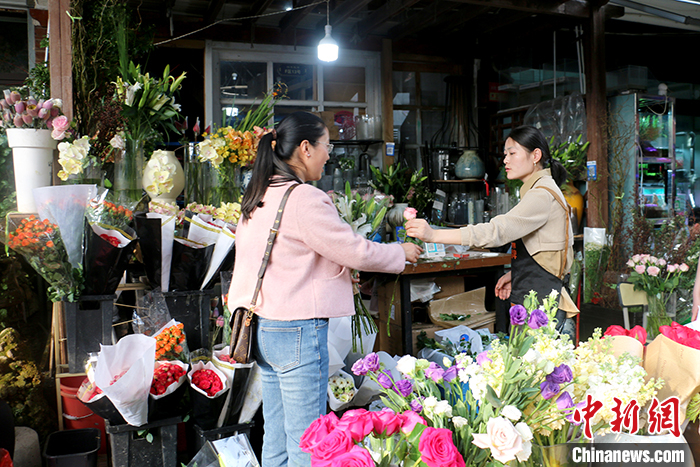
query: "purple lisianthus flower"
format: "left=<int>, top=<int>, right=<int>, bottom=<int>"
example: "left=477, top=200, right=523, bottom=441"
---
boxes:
left=394, top=379, right=413, bottom=397
left=546, top=364, right=573, bottom=384
left=556, top=391, right=574, bottom=411
left=410, top=398, right=423, bottom=413
left=443, top=365, right=458, bottom=383
left=364, top=353, right=380, bottom=372
left=509, top=304, right=527, bottom=325
left=377, top=371, right=394, bottom=389
left=425, top=362, right=445, bottom=383
left=476, top=351, right=492, bottom=366
left=527, top=308, right=548, bottom=330
left=540, top=381, right=560, bottom=399
left=351, top=358, right=368, bottom=376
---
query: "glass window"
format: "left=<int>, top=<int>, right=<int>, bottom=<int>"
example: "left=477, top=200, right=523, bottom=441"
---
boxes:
left=393, top=72, right=416, bottom=105
left=422, top=110, right=444, bottom=144
left=219, top=61, right=267, bottom=100
left=273, top=63, right=316, bottom=101
left=420, top=73, right=447, bottom=107
left=324, top=66, right=365, bottom=102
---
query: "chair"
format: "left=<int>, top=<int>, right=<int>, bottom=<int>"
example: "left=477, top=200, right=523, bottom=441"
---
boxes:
left=617, top=282, right=648, bottom=330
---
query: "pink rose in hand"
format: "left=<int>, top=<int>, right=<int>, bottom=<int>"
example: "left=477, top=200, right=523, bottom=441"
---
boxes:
left=403, top=207, right=418, bottom=221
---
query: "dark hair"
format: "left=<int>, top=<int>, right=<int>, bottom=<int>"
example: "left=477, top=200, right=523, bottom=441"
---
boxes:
left=241, top=111, right=327, bottom=220
left=508, top=125, right=567, bottom=186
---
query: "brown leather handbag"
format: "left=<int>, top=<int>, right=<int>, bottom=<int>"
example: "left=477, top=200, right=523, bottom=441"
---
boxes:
left=229, top=184, right=298, bottom=363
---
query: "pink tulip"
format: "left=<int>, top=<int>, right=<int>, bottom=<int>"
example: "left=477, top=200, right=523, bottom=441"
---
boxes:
left=647, top=266, right=660, bottom=276
left=21, top=114, right=32, bottom=125
left=0, top=99, right=7, bottom=109
left=3, top=90, right=11, bottom=101
left=14, top=102, right=24, bottom=114
left=42, top=99, right=54, bottom=109
left=26, top=97, right=37, bottom=107
left=38, top=108, right=49, bottom=120
left=13, top=115, right=23, bottom=127
left=50, top=107, right=59, bottom=118
left=9, top=91, right=20, bottom=104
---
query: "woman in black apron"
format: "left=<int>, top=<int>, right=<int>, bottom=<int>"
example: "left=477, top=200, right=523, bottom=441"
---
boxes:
left=406, top=125, right=577, bottom=325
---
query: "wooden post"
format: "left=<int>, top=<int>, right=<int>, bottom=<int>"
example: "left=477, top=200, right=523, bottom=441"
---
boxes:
left=48, top=0, right=73, bottom=121
left=584, top=1, right=608, bottom=228
left=381, top=38, right=394, bottom=168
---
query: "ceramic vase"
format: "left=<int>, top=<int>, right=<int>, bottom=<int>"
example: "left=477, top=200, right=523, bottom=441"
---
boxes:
left=6, top=128, right=57, bottom=213
left=454, top=150, right=485, bottom=180
left=142, top=150, right=185, bottom=204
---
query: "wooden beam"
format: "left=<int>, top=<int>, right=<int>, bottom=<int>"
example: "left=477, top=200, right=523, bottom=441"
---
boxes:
left=584, top=1, right=608, bottom=228
left=246, top=0, right=276, bottom=24
left=381, top=38, right=393, bottom=169
left=49, top=0, right=72, bottom=121
left=388, top=1, right=457, bottom=40
left=315, top=0, right=373, bottom=29
left=357, top=0, right=423, bottom=41
left=279, top=0, right=315, bottom=34
left=447, top=0, right=591, bottom=18
left=205, top=0, right=227, bottom=24
left=414, top=5, right=492, bottom=39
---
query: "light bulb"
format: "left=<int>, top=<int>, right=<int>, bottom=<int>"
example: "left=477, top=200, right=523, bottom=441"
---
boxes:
left=318, top=25, right=338, bottom=62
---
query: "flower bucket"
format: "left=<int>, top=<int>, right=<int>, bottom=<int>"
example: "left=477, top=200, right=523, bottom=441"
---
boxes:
left=6, top=128, right=57, bottom=213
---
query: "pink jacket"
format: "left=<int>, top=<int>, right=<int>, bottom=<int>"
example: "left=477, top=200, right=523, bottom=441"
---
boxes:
left=227, top=181, right=406, bottom=320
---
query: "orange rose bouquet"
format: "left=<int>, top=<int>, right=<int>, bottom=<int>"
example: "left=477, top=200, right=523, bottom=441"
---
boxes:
left=5, top=214, right=80, bottom=301
left=154, top=320, right=189, bottom=362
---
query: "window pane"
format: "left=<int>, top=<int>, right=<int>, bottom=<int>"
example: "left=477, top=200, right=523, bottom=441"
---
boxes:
left=420, top=73, right=448, bottom=107
left=274, top=63, right=316, bottom=101
left=219, top=62, right=267, bottom=100
left=422, top=110, right=445, bottom=144
left=324, top=66, right=365, bottom=102
left=397, top=110, right=417, bottom=145
left=272, top=105, right=316, bottom=124
left=393, top=71, right=416, bottom=106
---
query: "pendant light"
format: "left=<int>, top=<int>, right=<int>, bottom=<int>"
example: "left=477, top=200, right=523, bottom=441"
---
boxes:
left=317, top=0, right=338, bottom=62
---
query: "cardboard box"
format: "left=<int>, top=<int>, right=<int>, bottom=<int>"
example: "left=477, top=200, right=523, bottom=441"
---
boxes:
left=429, top=287, right=496, bottom=330
left=377, top=276, right=466, bottom=326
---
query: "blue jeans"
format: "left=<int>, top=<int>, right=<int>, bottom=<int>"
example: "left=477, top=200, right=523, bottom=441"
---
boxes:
left=255, top=317, right=329, bottom=467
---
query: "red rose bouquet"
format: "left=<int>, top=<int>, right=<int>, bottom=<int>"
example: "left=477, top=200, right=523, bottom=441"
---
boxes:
left=150, top=361, right=188, bottom=396
left=5, top=215, right=80, bottom=301
left=300, top=408, right=465, bottom=467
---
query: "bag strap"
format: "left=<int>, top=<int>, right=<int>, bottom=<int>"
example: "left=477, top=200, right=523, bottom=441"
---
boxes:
left=249, top=183, right=299, bottom=310
left=534, top=185, right=570, bottom=279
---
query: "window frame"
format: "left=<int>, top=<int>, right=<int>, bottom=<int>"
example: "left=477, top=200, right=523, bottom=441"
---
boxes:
left=205, top=41, right=381, bottom=130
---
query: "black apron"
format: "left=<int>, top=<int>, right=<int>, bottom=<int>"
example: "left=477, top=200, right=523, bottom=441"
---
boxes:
left=509, top=185, right=570, bottom=327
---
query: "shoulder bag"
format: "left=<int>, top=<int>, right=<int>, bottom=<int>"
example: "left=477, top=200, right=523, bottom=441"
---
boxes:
left=229, top=183, right=299, bottom=363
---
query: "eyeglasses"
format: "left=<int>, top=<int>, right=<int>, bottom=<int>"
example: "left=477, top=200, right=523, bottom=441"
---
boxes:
left=318, top=142, right=334, bottom=153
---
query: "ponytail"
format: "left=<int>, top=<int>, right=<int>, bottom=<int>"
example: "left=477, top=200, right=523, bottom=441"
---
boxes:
left=241, top=111, right=326, bottom=220
left=509, top=125, right=568, bottom=187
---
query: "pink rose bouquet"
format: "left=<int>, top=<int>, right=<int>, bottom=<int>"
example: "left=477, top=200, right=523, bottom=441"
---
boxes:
left=300, top=408, right=465, bottom=467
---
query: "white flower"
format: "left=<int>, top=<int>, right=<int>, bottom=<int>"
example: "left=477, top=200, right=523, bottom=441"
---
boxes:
left=523, top=348, right=541, bottom=365
left=145, top=150, right=177, bottom=196
left=422, top=396, right=437, bottom=411
left=514, top=422, right=533, bottom=461
left=472, top=416, right=526, bottom=464
left=396, top=355, right=418, bottom=376
left=501, top=405, right=522, bottom=421
left=110, top=134, right=125, bottom=150
left=126, top=82, right=142, bottom=106
left=452, top=416, right=468, bottom=429
left=434, top=400, right=453, bottom=417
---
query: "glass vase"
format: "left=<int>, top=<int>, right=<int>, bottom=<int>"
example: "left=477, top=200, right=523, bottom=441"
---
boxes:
left=646, top=292, right=674, bottom=339
left=184, top=142, right=202, bottom=204
left=533, top=443, right=589, bottom=467
left=63, top=158, right=103, bottom=186
left=114, top=139, right=145, bottom=204
left=201, top=163, right=242, bottom=207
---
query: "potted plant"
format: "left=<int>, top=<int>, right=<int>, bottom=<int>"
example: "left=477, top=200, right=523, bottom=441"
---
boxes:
left=550, top=134, right=589, bottom=228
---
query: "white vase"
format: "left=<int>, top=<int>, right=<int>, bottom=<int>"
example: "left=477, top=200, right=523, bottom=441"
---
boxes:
left=6, top=128, right=57, bottom=213
left=142, top=150, right=185, bottom=204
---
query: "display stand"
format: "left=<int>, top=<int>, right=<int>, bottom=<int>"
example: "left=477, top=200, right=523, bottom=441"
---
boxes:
left=105, top=416, right=180, bottom=467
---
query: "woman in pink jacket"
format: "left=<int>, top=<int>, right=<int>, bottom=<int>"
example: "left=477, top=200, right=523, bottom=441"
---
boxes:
left=228, top=112, right=421, bottom=467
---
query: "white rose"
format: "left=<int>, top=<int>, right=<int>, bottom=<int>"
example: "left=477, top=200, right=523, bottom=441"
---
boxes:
left=501, top=405, right=522, bottom=421
left=396, top=355, right=417, bottom=376
left=434, top=400, right=453, bottom=417
left=471, top=416, right=524, bottom=464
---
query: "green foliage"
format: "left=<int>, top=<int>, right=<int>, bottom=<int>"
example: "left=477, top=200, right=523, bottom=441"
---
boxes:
left=369, top=162, right=434, bottom=215
left=24, top=61, right=50, bottom=100
left=549, top=134, right=589, bottom=181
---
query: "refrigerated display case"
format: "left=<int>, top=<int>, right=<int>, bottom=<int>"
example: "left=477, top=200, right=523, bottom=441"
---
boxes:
left=608, top=93, right=679, bottom=228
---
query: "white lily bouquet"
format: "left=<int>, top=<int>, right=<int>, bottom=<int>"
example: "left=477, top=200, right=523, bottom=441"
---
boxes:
left=329, top=182, right=393, bottom=351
